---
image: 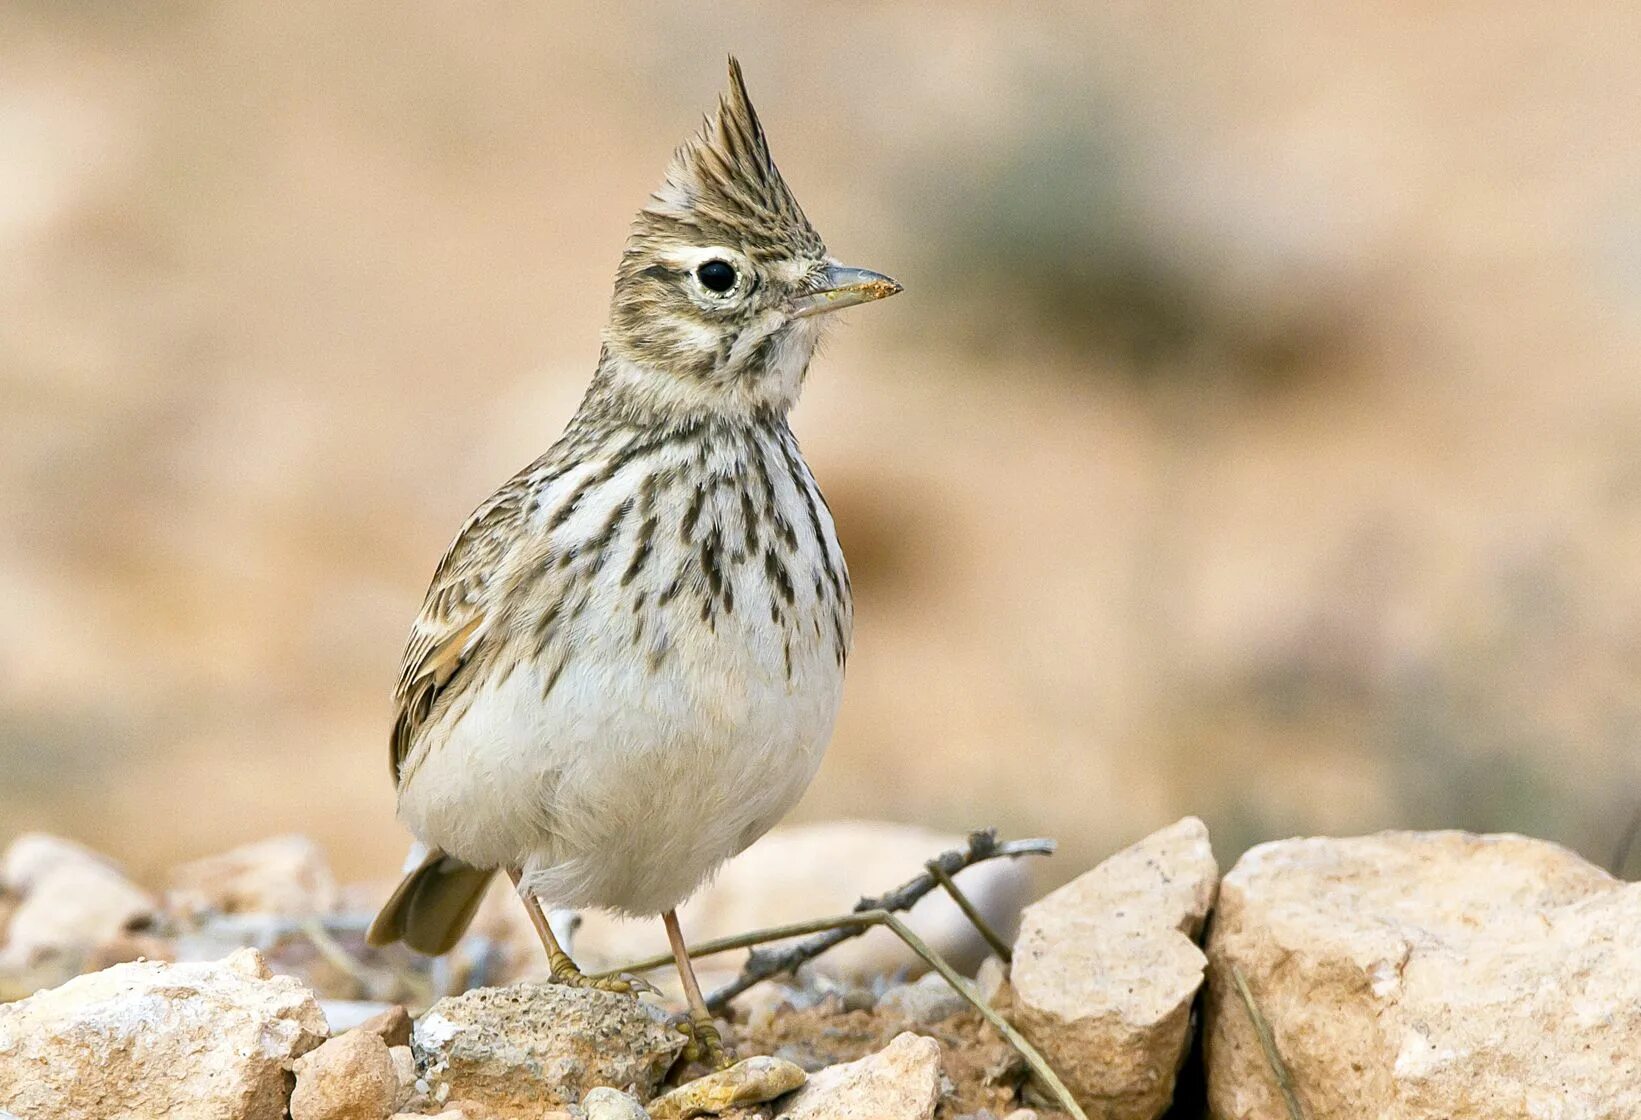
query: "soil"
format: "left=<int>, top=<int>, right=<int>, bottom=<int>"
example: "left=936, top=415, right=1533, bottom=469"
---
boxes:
left=730, top=1001, right=1068, bottom=1120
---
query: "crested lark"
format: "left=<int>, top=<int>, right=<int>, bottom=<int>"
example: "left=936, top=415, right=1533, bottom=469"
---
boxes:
left=366, top=59, right=900, bottom=1065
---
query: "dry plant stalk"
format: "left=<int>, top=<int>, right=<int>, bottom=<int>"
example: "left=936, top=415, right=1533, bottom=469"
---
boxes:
left=597, top=829, right=1085, bottom=1119
left=1231, top=964, right=1306, bottom=1120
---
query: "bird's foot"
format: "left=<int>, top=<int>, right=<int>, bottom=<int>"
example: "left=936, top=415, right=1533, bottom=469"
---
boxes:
left=546, top=949, right=658, bottom=996
left=675, top=1008, right=736, bottom=1070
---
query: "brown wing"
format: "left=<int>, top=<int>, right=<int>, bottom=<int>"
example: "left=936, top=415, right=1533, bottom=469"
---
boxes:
left=388, top=488, right=530, bottom=787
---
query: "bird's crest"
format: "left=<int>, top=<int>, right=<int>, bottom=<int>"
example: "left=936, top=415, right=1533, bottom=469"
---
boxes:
left=644, top=57, right=824, bottom=259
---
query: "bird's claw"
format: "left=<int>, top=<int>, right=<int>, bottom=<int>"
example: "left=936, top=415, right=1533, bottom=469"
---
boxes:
left=546, top=952, right=659, bottom=997
left=674, top=1011, right=735, bottom=1070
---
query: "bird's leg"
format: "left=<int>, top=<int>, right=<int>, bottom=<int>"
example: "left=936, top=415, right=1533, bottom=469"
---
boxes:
left=506, top=868, right=651, bottom=995
left=663, top=908, right=734, bottom=1070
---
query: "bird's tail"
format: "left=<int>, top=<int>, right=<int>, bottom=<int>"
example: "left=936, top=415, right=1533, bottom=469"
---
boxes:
left=366, top=848, right=494, bottom=955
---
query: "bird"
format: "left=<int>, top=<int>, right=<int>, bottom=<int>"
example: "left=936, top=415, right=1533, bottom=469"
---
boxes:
left=365, top=57, right=901, bottom=1067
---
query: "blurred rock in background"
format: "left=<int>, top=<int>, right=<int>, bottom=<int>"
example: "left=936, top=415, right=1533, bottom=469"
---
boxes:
left=3, top=4, right=1640, bottom=883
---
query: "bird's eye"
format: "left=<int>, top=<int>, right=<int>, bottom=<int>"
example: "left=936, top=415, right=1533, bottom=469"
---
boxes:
left=696, top=259, right=737, bottom=294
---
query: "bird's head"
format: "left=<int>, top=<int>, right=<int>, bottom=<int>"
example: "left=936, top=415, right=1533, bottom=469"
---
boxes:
left=600, top=58, right=900, bottom=423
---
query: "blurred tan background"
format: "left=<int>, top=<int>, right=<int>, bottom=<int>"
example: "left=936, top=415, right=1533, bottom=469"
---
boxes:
left=4, top=3, right=1640, bottom=887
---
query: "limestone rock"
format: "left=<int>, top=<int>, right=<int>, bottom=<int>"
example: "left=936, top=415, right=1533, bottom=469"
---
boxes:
left=1003, top=816, right=1218, bottom=1120
left=648, top=1056, right=805, bottom=1119
left=974, top=956, right=1007, bottom=1004
left=168, top=834, right=339, bottom=921
left=0, top=833, right=156, bottom=973
left=778, top=1032, right=944, bottom=1120
left=583, top=1086, right=653, bottom=1119
left=387, top=1046, right=421, bottom=1111
left=0, top=947, right=327, bottom=1120
left=291, top=1030, right=398, bottom=1120
left=878, top=972, right=970, bottom=1025
left=572, top=821, right=1034, bottom=983
left=319, top=1001, right=412, bottom=1046
left=412, top=983, right=685, bottom=1114
left=361, top=1003, right=414, bottom=1048
left=0, top=833, right=120, bottom=894
left=1204, top=830, right=1641, bottom=1120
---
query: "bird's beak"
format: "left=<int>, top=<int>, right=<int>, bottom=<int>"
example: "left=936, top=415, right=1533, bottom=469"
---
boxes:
left=790, top=264, right=903, bottom=318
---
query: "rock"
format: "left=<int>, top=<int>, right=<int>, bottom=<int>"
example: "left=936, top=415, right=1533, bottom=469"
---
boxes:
left=1204, top=830, right=1641, bottom=1120
left=583, top=1086, right=652, bottom=1119
left=412, top=983, right=685, bottom=1114
left=319, top=1001, right=412, bottom=1046
left=648, top=1056, right=806, bottom=1119
left=974, top=956, right=1007, bottom=1004
left=0, top=833, right=157, bottom=974
left=572, top=821, right=1034, bottom=983
left=291, top=1030, right=398, bottom=1120
left=778, top=1031, right=944, bottom=1120
left=168, top=834, right=339, bottom=921
left=387, top=1045, right=421, bottom=1111
left=0, top=833, right=120, bottom=894
left=0, top=947, right=327, bottom=1120
left=361, top=1003, right=414, bottom=1048
left=878, top=972, right=970, bottom=1025
left=1003, top=816, right=1218, bottom=1120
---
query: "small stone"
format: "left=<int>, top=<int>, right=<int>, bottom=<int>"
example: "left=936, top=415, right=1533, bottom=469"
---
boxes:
left=0, top=835, right=156, bottom=973
left=878, top=972, right=969, bottom=1025
left=291, top=1030, right=398, bottom=1120
left=583, top=1086, right=652, bottom=1119
left=0, top=948, right=327, bottom=1120
left=777, top=1032, right=944, bottom=1120
left=0, top=833, right=119, bottom=894
left=1204, top=830, right=1641, bottom=1120
left=1005, top=817, right=1217, bottom=1120
left=973, top=956, right=1007, bottom=1004
left=359, top=1003, right=414, bottom=1048
left=168, top=834, right=339, bottom=921
left=1002, top=1111, right=1038, bottom=1120
left=387, top=1045, right=420, bottom=1111
left=413, top=983, right=685, bottom=1114
left=649, top=1056, right=806, bottom=1119
left=321, top=1000, right=403, bottom=1038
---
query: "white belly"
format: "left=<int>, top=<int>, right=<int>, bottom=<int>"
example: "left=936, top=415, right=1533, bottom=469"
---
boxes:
left=397, top=594, right=843, bottom=915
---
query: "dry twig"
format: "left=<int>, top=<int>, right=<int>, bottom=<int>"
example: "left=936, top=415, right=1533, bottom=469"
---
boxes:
left=1231, top=964, right=1306, bottom=1120
left=926, top=857, right=1014, bottom=963
left=595, top=830, right=1070, bottom=1114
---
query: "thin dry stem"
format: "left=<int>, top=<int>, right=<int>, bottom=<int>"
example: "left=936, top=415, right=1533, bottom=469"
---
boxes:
left=1231, top=964, right=1306, bottom=1120
left=926, top=858, right=1014, bottom=962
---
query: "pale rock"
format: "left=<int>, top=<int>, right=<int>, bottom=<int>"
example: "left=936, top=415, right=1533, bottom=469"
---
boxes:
left=777, top=1031, right=944, bottom=1120
left=583, top=1086, right=653, bottom=1119
left=0, top=833, right=120, bottom=894
left=316, top=1001, right=413, bottom=1047
left=1003, top=816, right=1217, bottom=1120
left=168, top=834, right=339, bottom=921
left=648, top=1055, right=806, bottom=1119
left=974, top=956, right=1007, bottom=1004
left=878, top=972, right=969, bottom=1024
left=387, top=1045, right=421, bottom=1110
left=572, top=821, right=1034, bottom=983
left=0, top=834, right=156, bottom=973
left=412, top=983, right=685, bottom=1114
left=322, top=1000, right=402, bottom=1036
left=291, top=1030, right=398, bottom=1120
left=0, top=947, right=327, bottom=1120
left=1204, top=830, right=1641, bottom=1120
left=1002, top=1111, right=1038, bottom=1120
